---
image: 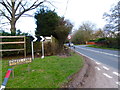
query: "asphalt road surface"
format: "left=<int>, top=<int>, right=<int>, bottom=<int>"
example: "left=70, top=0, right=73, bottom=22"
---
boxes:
left=72, top=45, right=120, bottom=88
left=74, top=45, right=119, bottom=71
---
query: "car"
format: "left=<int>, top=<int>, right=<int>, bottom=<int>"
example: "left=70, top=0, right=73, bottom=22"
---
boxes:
left=70, top=43, right=74, bottom=47
left=67, top=43, right=74, bottom=47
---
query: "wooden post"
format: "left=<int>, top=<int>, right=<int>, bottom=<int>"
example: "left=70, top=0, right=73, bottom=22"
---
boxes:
left=24, top=36, right=26, bottom=58
left=12, top=67, right=14, bottom=78
left=27, top=64, right=30, bottom=73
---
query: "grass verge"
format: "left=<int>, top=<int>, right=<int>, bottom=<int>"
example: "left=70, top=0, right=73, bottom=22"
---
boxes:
left=87, top=45, right=119, bottom=51
left=1, top=53, right=83, bottom=88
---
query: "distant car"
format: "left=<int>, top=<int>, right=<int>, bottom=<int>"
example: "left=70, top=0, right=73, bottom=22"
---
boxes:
left=67, top=43, right=74, bottom=47
left=65, top=43, right=74, bottom=47
left=70, top=43, right=74, bottom=47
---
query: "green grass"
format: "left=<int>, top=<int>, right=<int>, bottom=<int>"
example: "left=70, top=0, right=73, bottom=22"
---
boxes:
left=87, top=45, right=119, bottom=51
left=1, top=53, right=83, bottom=88
left=0, top=60, right=2, bottom=85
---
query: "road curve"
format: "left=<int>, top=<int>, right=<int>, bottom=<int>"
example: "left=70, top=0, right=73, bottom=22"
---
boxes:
left=74, top=45, right=119, bottom=71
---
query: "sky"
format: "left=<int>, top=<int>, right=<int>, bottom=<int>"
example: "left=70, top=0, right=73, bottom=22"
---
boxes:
left=1, top=0, right=118, bottom=35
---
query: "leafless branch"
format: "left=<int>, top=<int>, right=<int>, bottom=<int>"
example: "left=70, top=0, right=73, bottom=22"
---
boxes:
left=45, top=1, right=58, bottom=9
left=0, top=9, right=11, bottom=21
left=0, top=1, right=12, bottom=17
left=0, top=0, right=48, bottom=34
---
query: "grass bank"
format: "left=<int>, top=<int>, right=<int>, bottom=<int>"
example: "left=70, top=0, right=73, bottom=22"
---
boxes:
left=1, top=53, right=83, bottom=88
left=87, top=45, right=119, bottom=51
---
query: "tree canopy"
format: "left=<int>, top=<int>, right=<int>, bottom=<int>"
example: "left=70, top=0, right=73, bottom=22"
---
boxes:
left=35, top=7, right=60, bottom=36
left=72, top=21, right=96, bottom=44
left=35, top=7, right=73, bottom=46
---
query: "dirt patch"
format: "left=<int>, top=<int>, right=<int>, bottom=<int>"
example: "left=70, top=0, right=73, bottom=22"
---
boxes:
left=61, top=52, right=96, bottom=88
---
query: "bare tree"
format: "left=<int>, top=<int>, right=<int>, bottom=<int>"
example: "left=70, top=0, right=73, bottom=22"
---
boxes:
left=103, top=1, right=120, bottom=33
left=0, top=0, right=47, bottom=35
left=71, top=21, right=96, bottom=44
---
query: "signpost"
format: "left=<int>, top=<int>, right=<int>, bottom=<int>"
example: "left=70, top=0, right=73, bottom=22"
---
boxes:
left=67, top=35, right=72, bottom=55
left=40, top=36, right=45, bottom=59
left=30, top=36, right=45, bottom=60
left=68, top=35, right=71, bottom=47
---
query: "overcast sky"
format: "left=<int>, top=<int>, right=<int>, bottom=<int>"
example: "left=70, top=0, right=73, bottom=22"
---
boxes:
left=2, top=0, right=118, bottom=35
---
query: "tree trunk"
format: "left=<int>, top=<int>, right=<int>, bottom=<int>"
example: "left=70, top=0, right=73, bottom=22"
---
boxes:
left=10, top=1, right=16, bottom=36
left=10, top=20, right=16, bottom=35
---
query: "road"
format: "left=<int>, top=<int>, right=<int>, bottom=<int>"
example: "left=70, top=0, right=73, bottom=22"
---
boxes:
left=72, top=45, right=120, bottom=88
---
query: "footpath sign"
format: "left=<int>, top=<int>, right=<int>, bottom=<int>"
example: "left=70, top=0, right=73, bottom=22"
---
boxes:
left=9, top=58, right=32, bottom=66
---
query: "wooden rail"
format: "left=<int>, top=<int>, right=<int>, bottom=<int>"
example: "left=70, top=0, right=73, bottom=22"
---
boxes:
left=0, top=49, right=24, bottom=52
left=0, top=36, right=25, bottom=38
left=0, top=41, right=25, bottom=44
left=0, top=36, right=26, bottom=57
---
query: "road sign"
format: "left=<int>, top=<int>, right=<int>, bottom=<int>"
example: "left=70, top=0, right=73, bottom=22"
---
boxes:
left=68, top=35, right=71, bottom=40
left=30, top=36, right=45, bottom=60
left=40, top=36, right=45, bottom=42
left=30, top=36, right=45, bottom=42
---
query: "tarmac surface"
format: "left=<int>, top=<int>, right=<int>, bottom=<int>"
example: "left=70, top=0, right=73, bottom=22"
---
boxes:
left=62, top=47, right=119, bottom=88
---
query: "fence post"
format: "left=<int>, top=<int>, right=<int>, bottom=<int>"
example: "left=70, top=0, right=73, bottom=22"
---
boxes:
left=24, top=36, right=26, bottom=57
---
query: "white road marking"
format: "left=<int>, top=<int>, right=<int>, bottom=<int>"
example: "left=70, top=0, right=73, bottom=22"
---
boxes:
left=116, top=82, right=120, bottom=85
left=76, top=46, right=119, bottom=57
left=113, top=72, right=120, bottom=77
left=95, top=67, right=101, bottom=70
left=103, top=73, right=112, bottom=78
left=103, top=66, right=109, bottom=70
left=75, top=50, right=96, bottom=62
left=96, top=62, right=101, bottom=65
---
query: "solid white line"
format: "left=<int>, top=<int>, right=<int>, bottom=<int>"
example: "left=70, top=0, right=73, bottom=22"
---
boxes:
left=76, top=46, right=119, bottom=57
left=75, top=50, right=96, bottom=61
left=103, top=66, right=109, bottom=70
left=116, top=82, right=120, bottom=85
left=103, top=73, right=112, bottom=78
left=96, top=62, right=101, bottom=65
left=95, top=67, right=101, bottom=70
left=113, top=72, right=120, bottom=77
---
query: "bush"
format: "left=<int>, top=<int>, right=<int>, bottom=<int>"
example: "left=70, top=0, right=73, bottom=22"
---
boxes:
left=93, top=37, right=119, bottom=49
left=95, top=37, right=106, bottom=42
left=106, top=37, right=119, bottom=49
left=88, top=40, right=96, bottom=42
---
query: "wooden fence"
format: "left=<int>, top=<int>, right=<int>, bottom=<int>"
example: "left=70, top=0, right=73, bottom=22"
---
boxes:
left=0, top=36, right=26, bottom=57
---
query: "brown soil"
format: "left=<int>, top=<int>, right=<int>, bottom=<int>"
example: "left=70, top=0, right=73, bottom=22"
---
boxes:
left=61, top=52, right=96, bottom=88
